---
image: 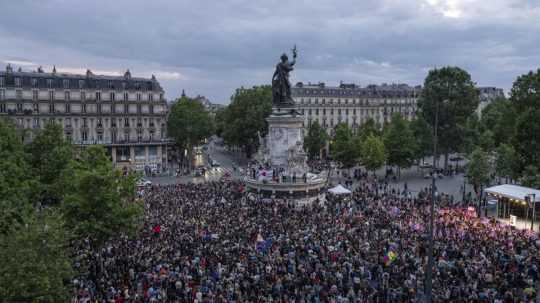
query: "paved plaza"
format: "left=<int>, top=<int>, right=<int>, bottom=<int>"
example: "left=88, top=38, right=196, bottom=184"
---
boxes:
left=151, top=145, right=473, bottom=203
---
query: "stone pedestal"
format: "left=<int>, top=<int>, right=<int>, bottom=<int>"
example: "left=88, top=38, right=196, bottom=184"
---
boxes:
left=245, top=106, right=326, bottom=200
left=266, top=110, right=304, bottom=168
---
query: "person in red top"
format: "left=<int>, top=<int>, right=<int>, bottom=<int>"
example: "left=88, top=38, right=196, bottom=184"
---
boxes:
left=152, top=224, right=161, bottom=238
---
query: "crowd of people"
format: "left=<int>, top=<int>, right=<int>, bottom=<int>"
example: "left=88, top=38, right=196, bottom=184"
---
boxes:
left=72, top=177, right=539, bottom=302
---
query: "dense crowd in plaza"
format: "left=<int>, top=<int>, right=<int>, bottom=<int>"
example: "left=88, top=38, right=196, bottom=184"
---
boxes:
left=72, top=178, right=539, bottom=302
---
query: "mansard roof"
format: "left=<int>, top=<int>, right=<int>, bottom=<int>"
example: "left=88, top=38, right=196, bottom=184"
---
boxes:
left=292, top=82, right=422, bottom=98
left=0, top=66, right=164, bottom=92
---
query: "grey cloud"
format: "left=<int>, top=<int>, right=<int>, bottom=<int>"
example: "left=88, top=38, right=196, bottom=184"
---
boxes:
left=0, top=0, right=539, bottom=102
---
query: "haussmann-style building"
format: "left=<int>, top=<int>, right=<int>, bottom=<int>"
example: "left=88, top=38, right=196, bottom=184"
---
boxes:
left=0, top=64, right=169, bottom=173
left=292, top=81, right=420, bottom=133
left=292, top=81, right=505, bottom=132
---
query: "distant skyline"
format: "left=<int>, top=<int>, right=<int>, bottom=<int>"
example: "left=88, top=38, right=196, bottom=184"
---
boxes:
left=1, top=0, right=539, bottom=103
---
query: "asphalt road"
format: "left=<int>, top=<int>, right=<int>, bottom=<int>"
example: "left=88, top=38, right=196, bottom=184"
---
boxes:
left=147, top=141, right=245, bottom=185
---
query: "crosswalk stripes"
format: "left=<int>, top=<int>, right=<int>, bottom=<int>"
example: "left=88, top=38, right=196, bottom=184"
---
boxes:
left=205, top=167, right=226, bottom=175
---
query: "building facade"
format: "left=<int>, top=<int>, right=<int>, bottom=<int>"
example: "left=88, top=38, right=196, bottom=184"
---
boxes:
left=0, top=64, right=169, bottom=172
left=192, top=93, right=225, bottom=116
left=292, top=82, right=420, bottom=134
left=476, top=86, right=505, bottom=117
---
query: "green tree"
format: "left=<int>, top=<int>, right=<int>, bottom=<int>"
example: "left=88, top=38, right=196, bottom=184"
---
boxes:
left=418, top=67, right=479, bottom=168
left=460, top=115, right=482, bottom=155
left=0, top=120, right=35, bottom=219
left=220, top=86, right=273, bottom=157
left=480, top=98, right=516, bottom=147
left=62, top=145, right=142, bottom=246
left=509, top=70, right=540, bottom=183
left=510, top=69, right=540, bottom=113
left=0, top=120, right=36, bottom=233
left=330, top=123, right=360, bottom=168
left=26, top=121, right=73, bottom=205
left=360, top=134, right=386, bottom=173
left=0, top=209, right=73, bottom=303
left=513, top=109, right=540, bottom=172
left=478, top=129, right=495, bottom=152
left=410, top=117, right=433, bottom=162
left=494, top=143, right=517, bottom=183
left=214, top=107, right=227, bottom=138
left=467, top=147, right=491, bottom=194
left=521, top=165, right=540, bottom=189
left=383, top=113, right=416, bottom=177
left=168, top=96, right=214, bottom=168
left=304, top=120, right=328, bottom=160
left=357, top=118, right=380, bottom=140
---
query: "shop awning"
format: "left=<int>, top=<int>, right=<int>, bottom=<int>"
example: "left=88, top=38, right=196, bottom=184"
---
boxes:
left=485, top=184, right=540, bottom=203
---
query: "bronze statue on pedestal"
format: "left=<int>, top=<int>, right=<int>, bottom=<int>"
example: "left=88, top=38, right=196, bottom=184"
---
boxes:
left=272, top=45, right=298, bottom=107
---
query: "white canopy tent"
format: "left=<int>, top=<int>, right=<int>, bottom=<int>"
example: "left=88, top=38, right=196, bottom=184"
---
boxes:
left=328, top=184, right=352, bottom=195
left=485, top=184, right=540, bottom=203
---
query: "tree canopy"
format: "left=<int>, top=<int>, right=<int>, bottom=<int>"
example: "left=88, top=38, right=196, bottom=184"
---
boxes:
left=479, top=98, right=516, bottom=147
left=357, top=118, right=380, bottom=141
left=502, top=69, right=540, bottom=188
left=167, top=96, right=214, bottom=152
left=494, top=143, right=518, bottom=182
left=383, top=113, right=416, bottom=174
left=409, top=117, right=433, bottom=161
left=26, top=122, right=73, bottom=205
left=219, top=86, right=273, bottom=157
left=521, top=165, right=540, bottom=189
left=304, top=120, right=328, bottom=160
left=0, top=121, right=73, bottom=302
left=0, top=209, right=72, bottom=303
left=360, top=133, right=386, bottom=173
left=0, top=120, right=35, bottom=233
left=62, top=145, right=143, bottom=246
left=418, top=66, right=479, bottom=167
left=330, top=123, right=360, bottom=168
left=513, top=108, right=540, bottom=172
left=510, top=68, right=540, bottom=113
left=467, top=147, right=491, bottom=193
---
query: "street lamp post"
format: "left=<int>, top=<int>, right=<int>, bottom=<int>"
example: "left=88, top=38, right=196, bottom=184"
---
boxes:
left=424, top=96, right=438, bottom=303
left=425, top=80, right=449, bottom=303
left=462, top=174, right=467, bottom=203
left=527, top=194, right=536, bottom=231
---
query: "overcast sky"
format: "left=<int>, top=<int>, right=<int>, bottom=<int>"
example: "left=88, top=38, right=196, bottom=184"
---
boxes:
left=1, top=0, right=539, bottom=103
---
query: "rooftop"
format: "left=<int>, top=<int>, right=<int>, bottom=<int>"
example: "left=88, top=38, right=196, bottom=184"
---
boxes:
left=0, top=64, right=163, bottom=92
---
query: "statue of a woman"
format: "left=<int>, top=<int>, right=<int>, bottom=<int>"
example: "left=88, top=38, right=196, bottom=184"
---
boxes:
left=272, top=46, right=297, bottom=106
